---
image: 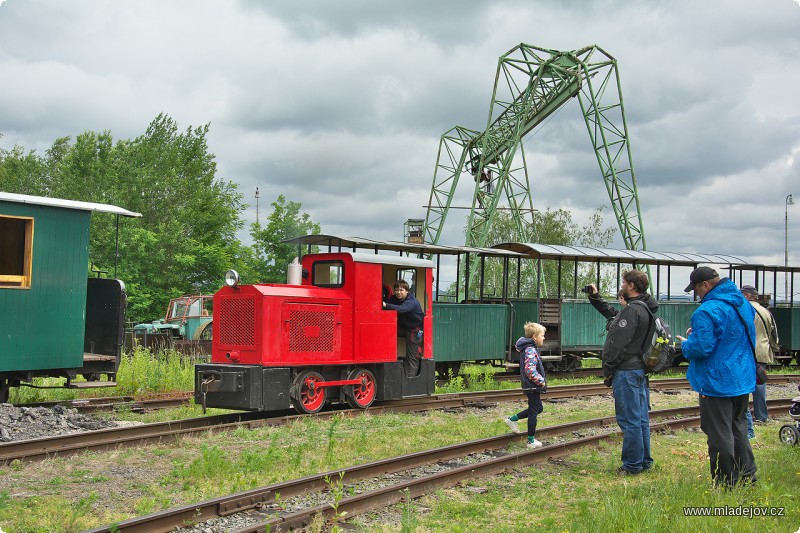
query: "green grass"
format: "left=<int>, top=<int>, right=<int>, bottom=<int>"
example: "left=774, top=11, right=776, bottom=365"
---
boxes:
left=7, top=346, right=198, bottom=404
left=409, top=429, right=800, bottom=532
left=114, top=345, right=197, bottom=395
left=3, top=356, right=798, bottom=531
left=2, top=384, right=798, bottom=532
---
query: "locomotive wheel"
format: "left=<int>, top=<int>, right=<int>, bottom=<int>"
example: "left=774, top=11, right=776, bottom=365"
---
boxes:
left=345, top=368, right=376, bottom=409
left=779, top=424, right=800, bottom=446
left=291, top=371, right=326, bottom=414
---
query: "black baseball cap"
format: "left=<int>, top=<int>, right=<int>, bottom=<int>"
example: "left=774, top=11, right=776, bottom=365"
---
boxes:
left=684, top=266, right=719, bottom=292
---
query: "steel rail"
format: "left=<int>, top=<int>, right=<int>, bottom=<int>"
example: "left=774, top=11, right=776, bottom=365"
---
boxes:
left=83, top=399, right=792, bottom=533
left=490, top=367, right=796, bottom=383
left=4, top=378, right=797, bottom=464
left=0, top=392, right=514, bottom=464
left=0, top=410, right=283, bottom=464
left=14, top=392, right=194, bottom=413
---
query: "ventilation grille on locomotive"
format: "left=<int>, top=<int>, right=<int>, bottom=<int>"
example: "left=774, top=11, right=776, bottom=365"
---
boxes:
left=219, top=297, right=256, bottom=347
left=289, top=309, right=335, bottom=352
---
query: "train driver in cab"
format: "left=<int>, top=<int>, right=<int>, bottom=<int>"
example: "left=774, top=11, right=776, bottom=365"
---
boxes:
left=383, top=279, right=425, bottom=375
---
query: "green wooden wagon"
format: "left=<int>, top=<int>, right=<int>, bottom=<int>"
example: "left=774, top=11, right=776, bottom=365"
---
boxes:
left=0, top=193, right=140, bottom=402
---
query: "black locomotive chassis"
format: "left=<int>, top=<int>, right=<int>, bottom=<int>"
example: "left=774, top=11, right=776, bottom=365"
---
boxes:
left=195, top=359, right=435, bottom=412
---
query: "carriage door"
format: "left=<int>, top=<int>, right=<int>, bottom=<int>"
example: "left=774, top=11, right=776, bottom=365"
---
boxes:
left=538, top=299, right=561, bottom=356
left=83, top=278, right=127, bottom=375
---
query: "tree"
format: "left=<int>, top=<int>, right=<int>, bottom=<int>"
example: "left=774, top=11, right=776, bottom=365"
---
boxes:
left=249, top=195, right=321, bottom=283
left=0, top=114, right=246, bottom=323
left=0, top=143, right=48, bottom=195
left=454, top=206, right=616, bottom=299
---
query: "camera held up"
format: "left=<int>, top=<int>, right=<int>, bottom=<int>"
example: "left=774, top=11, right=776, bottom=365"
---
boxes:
left=580, top=284, right=594, bottom=294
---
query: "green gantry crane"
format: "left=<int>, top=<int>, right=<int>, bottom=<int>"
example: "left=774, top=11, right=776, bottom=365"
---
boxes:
left=423, top=43, right=646, bottom=290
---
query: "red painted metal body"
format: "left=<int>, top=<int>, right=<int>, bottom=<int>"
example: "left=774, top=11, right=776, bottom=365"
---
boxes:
left=210, top=251, right=433, bottom=370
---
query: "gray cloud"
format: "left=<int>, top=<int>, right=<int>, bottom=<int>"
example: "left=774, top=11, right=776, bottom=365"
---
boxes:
left=1, top=0, right=799, bottom=268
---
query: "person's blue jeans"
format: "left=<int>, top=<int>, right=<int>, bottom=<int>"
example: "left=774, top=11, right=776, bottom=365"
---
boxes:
left=746, top=409, right=755, bottom=439
left=752, top=383, right=768, bottom=422
left=612, top=369, right=653, bottom=473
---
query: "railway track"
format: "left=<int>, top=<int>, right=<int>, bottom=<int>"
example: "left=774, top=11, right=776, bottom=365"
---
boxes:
left=14, top=366, right=795, bottom=412
left=0, top=382, right=638, bottom=464
left=82, top=398, right=794, bottom=532
left=3, top=376, right=797, bottom=465
left=485, top=366, right=795, bottom=383
left=0, top=380, right=682, bottom=464
left=14, top=392, right=194, bottom=413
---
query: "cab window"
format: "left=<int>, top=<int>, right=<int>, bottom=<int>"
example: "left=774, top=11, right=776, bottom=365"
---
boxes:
left=187, top=297, right=201, bottom=316
left=0, top=215, right=34, bottom=289
left=312, top=260, right=344, bottom=288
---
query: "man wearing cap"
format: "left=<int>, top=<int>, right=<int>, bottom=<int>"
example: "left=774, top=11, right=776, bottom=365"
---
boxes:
left=676, top=267, right=757, bottom=487
left=740, top=284, right=778, bottom=425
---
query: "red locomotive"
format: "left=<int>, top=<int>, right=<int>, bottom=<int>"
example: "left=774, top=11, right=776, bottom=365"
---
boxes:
left=195, top=252, right=435, bottom=413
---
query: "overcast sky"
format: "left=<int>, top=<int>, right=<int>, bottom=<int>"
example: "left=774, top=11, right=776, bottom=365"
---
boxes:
left=2, top=0, right=799, bottom=278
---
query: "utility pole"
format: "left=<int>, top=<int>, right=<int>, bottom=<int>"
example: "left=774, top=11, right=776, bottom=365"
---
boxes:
left=256, top=187, right=261, bottom=226
left=786, top=193, right=794, bottom=302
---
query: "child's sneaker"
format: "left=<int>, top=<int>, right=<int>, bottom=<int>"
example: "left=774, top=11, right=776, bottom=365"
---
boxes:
left=527, top=439, right=543, bottom=449
left=503, top=417, right=520, bottom=434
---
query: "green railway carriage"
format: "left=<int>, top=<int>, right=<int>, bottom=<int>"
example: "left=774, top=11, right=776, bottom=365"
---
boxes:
left=490, top=243, right=754, bottom=370
left=431, top=302, right=510, bottom=376
left=287, top=235, right=799, bottom=375
left=773, top=307, right=800, bottom=353
left=0, top=193, right=140, bottom=402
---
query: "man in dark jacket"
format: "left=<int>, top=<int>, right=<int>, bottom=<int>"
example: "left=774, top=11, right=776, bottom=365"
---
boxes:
left=383, top=279, right=425, bottom=375
left=587, top=269, right=656, bottom=475
left=676, top=267, right=757, bottom=487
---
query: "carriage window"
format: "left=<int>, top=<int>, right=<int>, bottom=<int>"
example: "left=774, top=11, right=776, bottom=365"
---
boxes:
left=312, top=260, right=344, bottom=288
left=0, top=216, right=34, bottom=289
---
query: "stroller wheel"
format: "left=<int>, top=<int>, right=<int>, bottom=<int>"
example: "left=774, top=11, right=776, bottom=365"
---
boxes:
left=778, top=425, right=800, bottom=446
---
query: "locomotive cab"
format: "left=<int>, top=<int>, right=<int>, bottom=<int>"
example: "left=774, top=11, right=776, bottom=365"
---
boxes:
left=195, top=252, right=435, bottom=414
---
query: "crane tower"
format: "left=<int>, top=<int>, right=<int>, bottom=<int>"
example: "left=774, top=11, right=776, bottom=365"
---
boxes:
left=423, top=43, right=646, bottom=286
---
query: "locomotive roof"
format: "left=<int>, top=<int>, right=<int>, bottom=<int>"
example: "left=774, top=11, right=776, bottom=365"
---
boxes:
left=0, top=192, right=142, bottom=217
left=310, top=251, right=435, bottom=269
left=305, top=250, right=436, bottom=268
left=492, top=242, right=750, bottom=267
left=286, top=234, right=526, bottom=257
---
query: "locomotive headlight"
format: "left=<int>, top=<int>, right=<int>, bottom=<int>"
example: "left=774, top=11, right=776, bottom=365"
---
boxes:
left=224, top=269, right=240, bottom=288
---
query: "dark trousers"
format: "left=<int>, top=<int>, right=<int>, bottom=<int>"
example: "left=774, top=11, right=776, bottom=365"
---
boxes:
left=403, top=326, right=423, bottom=376
left=699, top=394, right=757, bottom=487
left=515, top=391, right=543, bottom=437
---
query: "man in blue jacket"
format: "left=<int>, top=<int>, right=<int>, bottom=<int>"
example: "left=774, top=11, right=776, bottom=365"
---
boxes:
left=676, top=267, right=757, bottom=487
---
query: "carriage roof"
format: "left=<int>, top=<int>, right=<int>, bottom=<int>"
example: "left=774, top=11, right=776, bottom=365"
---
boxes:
left=491, top=242, right=749, bottom=267
left=286, top=234, right=526, bottom=258
left=0, top=192, right=141, bottom=217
